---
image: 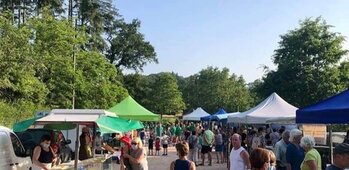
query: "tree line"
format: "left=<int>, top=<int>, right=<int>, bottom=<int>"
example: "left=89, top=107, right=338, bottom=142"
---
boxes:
left=0, top=1, right=348, bottom=128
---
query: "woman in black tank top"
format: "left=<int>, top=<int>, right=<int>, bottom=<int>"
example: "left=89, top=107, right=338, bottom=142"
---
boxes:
left=32, top=135, right=56, bottom=170
left=170, top=141, right=196, bottom=170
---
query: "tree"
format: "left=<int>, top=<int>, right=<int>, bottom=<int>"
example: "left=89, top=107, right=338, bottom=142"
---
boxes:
left=122, top=73, right=152, bottom=106
left=181, top=67, right=252, bottom=113
left=146, top=73, right=185, bottom=115
left=106, top=20, right=157, bottom=72
left=256, top=17, right=348, bottom=107
left=30, top=12, right=128, bottom=109
left=0, top=13, right=48, bottom=104
left=74, top=51, right=128, bottom=109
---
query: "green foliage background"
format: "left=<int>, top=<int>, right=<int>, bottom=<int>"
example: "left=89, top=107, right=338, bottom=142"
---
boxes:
left=0, top=2, right=348, bottom=131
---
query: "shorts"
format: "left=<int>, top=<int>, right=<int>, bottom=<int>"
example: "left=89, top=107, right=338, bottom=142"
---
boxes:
left=201, top=145, right=212, bottom=154
left=148, top=145, right=153, bottom=150
left=162, top=144, right=168, bottom=148
left=215, top=144, right=223, bottom=152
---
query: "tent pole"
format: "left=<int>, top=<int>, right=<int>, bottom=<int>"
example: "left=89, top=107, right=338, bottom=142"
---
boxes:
left=74, top=124, right=80, bottom=170
left=329, top=124, right=333, bottom=164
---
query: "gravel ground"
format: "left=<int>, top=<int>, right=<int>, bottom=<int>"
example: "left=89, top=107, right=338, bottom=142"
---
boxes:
left=147, top=146, right=227, bottom=170
left=75, top=146, right=228, bottom=170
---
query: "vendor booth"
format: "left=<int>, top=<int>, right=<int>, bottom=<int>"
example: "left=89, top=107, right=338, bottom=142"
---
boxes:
left=228, top=92, right=297, bottom=124
left=35, top=109, right=143, bottom=169
left=296, top=88, right=349, bottom=164
left=108, top=96, right=160, bottom=121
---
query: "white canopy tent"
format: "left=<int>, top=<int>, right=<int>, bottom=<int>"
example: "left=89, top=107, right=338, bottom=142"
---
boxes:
left=36, top=109, right=116, bottom=123
left=227, top=93, right=297, bottom=124
left=183, top=107, right=210, bottom=121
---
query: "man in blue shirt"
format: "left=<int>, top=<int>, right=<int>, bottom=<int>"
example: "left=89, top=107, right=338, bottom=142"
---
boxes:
left=286, top=129, right=304, bottom=170
left=275, top=131, right=290, bottom=170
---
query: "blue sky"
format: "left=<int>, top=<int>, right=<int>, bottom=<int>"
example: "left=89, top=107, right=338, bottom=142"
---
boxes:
left=114, top=0, right=349, bottom=83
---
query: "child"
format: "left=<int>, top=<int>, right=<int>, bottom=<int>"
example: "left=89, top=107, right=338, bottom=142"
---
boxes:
left=162, top=133, right=169, bottom=156
left=155, top=137, right=161, bottom=156
left=148, top=135, right=154, bottom=156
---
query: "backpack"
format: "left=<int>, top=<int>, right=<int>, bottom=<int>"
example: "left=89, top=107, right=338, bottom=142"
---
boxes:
left=188, top=136, right=197, bottom=149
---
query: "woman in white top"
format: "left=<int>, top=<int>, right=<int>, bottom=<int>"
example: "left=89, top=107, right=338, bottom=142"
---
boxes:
left=229, top=133, right=251, bottom=170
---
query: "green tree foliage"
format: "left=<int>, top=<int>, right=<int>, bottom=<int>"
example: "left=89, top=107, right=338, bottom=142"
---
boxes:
left=0, top=1, right=157, bottom=72
left=339, top=61, right=349, bottom=88
left=255, top=17, right=348, bottom=107
left=0, top=13, right=128, bottom=127
left=123, top=74, right=151, bottom=106
left=30, top=13, right=128, bottom=109
left=181, top=67, right=253, bottom=113
left=74, top=51, right=128, bottom=109
left=106, top=20, right=157, bottom=71
left=123, top=73, right=185, bottom=115
left=0, top=13, right=48, bottom=104
left=146, top=73, right=185, bottom=115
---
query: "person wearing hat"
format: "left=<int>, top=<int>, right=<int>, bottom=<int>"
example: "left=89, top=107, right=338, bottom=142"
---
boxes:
left=120, top=136, right=132, bottom=170
left=325, top=143, right=349, bottom=170
left=79, top=127, right=92, bottom=160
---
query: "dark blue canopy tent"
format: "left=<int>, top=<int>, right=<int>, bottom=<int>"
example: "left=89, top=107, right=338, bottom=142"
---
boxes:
left=296, top=88, right=349, bottom=124
left=296, top=88, right=349, bottom=164
left=201, top=108, right=227, bottom=121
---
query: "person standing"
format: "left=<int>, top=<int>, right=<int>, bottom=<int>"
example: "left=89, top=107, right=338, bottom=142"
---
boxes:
left=270, top=128, right=281, bottom=146
left=197, top=132, right=203, bottom=159
left=162, top=132, right=169, bottom=156
left=32, top=135, right=57, bottom=170
left=170, top=141, right=196, bottom=170
left=300, top=136, right=321, bottom=170
left=286, top=129, right=304, bottom=170
left=148, top=135, right=154, bottom=156
left=274, top=131, right=290, bottom=170
left=252, top=127, right=266, bottom=150
left=249, top=148, right=270, bottom=170
left=199, top=126, right=214, bottom=166
left=155, top=137, right=161, bottom=156
left=120, top=136, right=132, bottom=170
left=229, top=133, right=251, bottom=170
left=214, top=130, right=223, bottom=164
left=175, top=124, right=183, bottom=142
left=156, top=124, right=163, bottom=138
left=79, top=127, right=92, bottom=160
left=124, top=137, right=148, bottom=170
left=188, top=131, right=198, bottom=166
left=140, top=129, right=146, bottom=145
left=326, top=143, right=349, bottom=170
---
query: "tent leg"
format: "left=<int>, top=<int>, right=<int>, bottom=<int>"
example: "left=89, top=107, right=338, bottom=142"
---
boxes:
left=329, top=124, right=333, bottom=164
left=74, top=124, right=80, bottom=170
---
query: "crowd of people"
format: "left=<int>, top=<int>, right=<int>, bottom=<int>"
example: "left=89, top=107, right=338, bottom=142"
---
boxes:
left=141, top=122, right=349, bottom=170
left=30, top=122, right=349, bottom=170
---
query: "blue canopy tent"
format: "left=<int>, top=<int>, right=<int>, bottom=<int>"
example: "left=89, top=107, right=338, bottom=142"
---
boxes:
left=212, top=112, right=241, bottom=123
left=296, top=88, right=349, bottom=163
left=201, top=108, right=227, bottom=121
left=296, top=88, right=349, bottom=123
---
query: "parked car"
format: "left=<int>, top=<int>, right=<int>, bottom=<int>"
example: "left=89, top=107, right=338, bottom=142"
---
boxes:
left=16, top=129, right=73, bottom=163
left=0, top=126, right=32, bottom=170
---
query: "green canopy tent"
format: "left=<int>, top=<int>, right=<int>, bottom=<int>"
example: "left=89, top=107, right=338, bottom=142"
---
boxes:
left=13, top=117, right=42, bottom=132
left=108, top=96, right=160, bottom=121
left=96, top=115, right=144, bottom=133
